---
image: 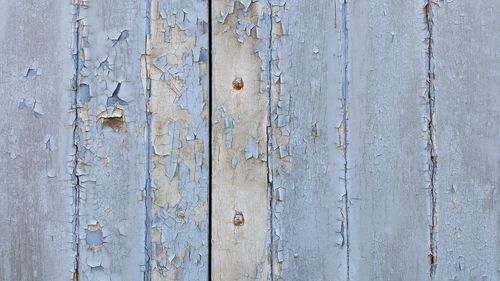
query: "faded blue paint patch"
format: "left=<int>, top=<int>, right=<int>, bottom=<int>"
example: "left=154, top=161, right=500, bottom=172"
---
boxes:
left=85, top=228, right=103, bottom=247
left=245, top=136, right=259, bottom=160
left=25, top=68, right=38, bottom=77
left=112, top=30, right=129, bottom=45
left=164, top=122, right=182, bottom=178
left=106, top=82, right=128, bottom=107
left=77, top=83, right=90, bottom=106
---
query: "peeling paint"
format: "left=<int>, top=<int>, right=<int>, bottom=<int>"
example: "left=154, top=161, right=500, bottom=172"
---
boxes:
left=148, top=0, right=209, bottom=279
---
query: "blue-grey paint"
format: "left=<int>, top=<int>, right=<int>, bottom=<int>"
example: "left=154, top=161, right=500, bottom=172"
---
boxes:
left=0, top=1, right=76, bottom=280
left=1, top=1, right=498, bottom=281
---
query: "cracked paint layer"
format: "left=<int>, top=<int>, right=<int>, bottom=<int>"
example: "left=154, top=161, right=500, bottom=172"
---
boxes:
left=74, top=0, right=148, bottom=280
left=269, top=0, right=348, bottom=280
left=147, top=0, right=209, bottom=279
left=432, top=1, right=500, bottom=279
left=347, top=0, right=432, bottom=280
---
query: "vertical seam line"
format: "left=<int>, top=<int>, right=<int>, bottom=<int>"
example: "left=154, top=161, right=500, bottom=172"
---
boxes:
left=424, top=1, right=438, bottom=277
left=266, top=0, right=274, bottom=280
left=72, top=2, right=82, bottom=280
left=341, top=1, right=350, bottom=280
left=144, top=0, right=153, bottom=279
left=208, top=0, right=213, bottom=279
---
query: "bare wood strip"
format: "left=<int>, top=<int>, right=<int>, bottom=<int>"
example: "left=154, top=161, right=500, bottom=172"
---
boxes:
left=211, top=1, right=272, bottom=280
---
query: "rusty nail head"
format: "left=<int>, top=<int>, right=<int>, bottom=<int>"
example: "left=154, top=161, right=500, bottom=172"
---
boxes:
left=232, top=77, right=244, bottom=90
left=233, top=211, right=244, bottom=226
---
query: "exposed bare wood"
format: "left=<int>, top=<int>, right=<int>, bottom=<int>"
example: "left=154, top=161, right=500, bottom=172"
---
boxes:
left=211, top=1, right=271, bottom=280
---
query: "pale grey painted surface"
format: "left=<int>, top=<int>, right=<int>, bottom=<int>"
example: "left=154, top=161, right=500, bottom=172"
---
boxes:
left=433, top=1, right=500, bottom=280
left=347, top=1, right=432, bottom=280
left=0, top=1, right=76, bottom=280
left=75, top=1, right=147, bottom=280
left=270, top=0, right=347, bottom=280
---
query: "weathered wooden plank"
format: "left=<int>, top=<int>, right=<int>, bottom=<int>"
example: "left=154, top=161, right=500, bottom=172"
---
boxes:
left=211, top=1, right=271, bottom=280
left=75, top=1, right=147, bottom=280
left=432, top=1, right=500, bottom=280
left=147, top=0, right=209, bottom=279
left=269, top=0, right=347, bottom=280
left=0, top=1, right=76, bottom=280
left=347, top=1, right=431, bottom=280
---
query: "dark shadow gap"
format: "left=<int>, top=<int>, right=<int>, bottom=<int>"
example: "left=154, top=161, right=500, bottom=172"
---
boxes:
left=208, top=0, right=213, bottom=280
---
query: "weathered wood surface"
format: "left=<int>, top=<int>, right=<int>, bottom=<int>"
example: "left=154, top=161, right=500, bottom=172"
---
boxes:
left=0, top=1, right=76, bottom=280
left=347, top=1, right=431, bottom=280
left=433, top=1, right=500, bottom=280
left=148, top=0, right=209, bottom=279
left=211, top=1, right=271, bottom=280
left=0, top=1, right=498, bottom=281
left=75, top=1, right=147, bottom=280
left=270, top=0, right=347, bottom=280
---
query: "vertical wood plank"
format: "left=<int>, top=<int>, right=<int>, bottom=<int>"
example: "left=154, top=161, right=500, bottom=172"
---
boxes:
left=0, top=2, right=76, bottom=280
left=432, top=1, right=500, bottom=279
left=148, top=0, right=210, bottom=279
left=75, top=1, right=147, bottom=280
left=211, top=1, right=271, bottom=280
left=269, top=0, right=347, bottom=279
left=347, top=1, right=431, bottom=280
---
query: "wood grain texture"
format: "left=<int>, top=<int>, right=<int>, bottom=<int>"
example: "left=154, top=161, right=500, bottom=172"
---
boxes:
left=211, top=1, right=271, bottom=280
left=75, top=1, right=147, bottom=280
left=347, top=1, right=431, bottom=280
left=269, top=0, right=347, bottom=280
left=0, top=1, right=76, bottom=280
left=148, top=0, right=209, bottom=279
left=432, top=1, right=500, bottom=280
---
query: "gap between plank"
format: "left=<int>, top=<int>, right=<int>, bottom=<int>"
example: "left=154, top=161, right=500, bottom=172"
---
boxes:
left=265, top=0, right=275, bottom=280
left=424, top=1, right=438, bottom=277
left=144, top=0, right=153, bottom=279
left=72, top=2, right=82, bottom=280
left=208, top=0, right=213, bottom=279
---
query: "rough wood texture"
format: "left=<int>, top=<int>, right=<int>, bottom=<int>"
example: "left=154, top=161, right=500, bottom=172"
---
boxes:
left=75, top=1, right=147, bottom=280
left=148, top=0, right=209, bottom=279
left=269, top=0, right=347, bottom=280
left=1, top=2, right=499, bottom=281
left=432, top=1, right=500, bottom=280
left=211, top=1, right=271, bottom=280
left=0, top=2, right=76, bottom=280
left=347, top=1, right=431, bottom=280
